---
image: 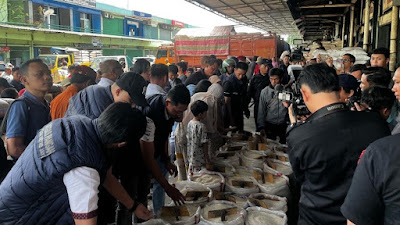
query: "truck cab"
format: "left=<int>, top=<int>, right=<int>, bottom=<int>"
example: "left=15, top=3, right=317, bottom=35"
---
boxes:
left=38, top=54, right=74, bottom=83
left=155, top=45, right=176, bottom=65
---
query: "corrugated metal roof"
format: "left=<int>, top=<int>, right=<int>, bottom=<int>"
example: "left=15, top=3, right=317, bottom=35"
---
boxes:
left=185, top=0, right=299, bottom=35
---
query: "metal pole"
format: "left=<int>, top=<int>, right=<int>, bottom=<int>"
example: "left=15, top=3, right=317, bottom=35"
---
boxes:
left=363, top=0, right=370, bottom=51
left=335, top=23, right=340, bottom=40
left=349, top=6, right=355, bottom=46
left=342, top=15, right=346, bottom=48
left=389, top=6, right=399, bottom=71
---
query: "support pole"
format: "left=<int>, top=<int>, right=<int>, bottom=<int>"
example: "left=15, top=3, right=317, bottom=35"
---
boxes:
left=363, top=0, right=370, bottom=51
left=349, top=6, right=355, bottom=47
left=342, top=16, right=346, bottom=48
left=389, top=6, right=399, bottom=71
left=335, top=23, right=340, bottom=40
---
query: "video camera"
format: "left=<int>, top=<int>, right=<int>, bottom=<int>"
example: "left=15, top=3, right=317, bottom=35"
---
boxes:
left=276, top=83, right=311, bottom=117
left=347, top=87, right=362, bottom=109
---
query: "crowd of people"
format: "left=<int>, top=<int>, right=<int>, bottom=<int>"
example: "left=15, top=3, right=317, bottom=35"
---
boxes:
left=0, top=45, right=398, bottom=225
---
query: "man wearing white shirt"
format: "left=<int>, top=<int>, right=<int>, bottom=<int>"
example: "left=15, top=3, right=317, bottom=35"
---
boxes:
left=0, top=102, right=152, bottom=225
left=1, top=66, right=13, bottom=83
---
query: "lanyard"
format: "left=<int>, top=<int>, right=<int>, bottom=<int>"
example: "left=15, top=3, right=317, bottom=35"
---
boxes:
left=306, top=102, right=348, bottom=122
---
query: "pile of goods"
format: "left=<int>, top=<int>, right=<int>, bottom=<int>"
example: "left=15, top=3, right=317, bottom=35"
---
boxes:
left=162, top=132, right=293, bottom=224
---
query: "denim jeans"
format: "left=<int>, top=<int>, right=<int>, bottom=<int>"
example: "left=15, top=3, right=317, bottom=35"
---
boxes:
left=152, top=157, right=168, bottom=217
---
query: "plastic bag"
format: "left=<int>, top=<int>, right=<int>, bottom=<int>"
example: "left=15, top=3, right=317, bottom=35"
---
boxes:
left=225, top=176, right=259, bottom=196
left=200, top=200, right=246, bottom=225
left=160, top=205, right=201, bottom=225
left=213, top=151, right=240, bottom=166
left=207, top=163, right=236, bottom=177
left=248, top=193, right=288, bottom=212
left=171, top=181, right=213, bottom=205
left=189, top=170, right=225, bottom=192
left=258, top=166, right=290, bottom=198
left=245, top=207, right=288, bottom=225
left=239, top=150, right=268, bottom=169
left=265, top=158, right=292, bottom=176
left=140, top=219, right=171, bottom=225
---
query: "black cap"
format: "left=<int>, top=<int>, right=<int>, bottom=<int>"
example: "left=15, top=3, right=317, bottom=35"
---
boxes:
left=259, top=58, right=273, bottom=67
left=338, top=73, right=359, bottom=90
left=0, top=78, right=12, bottom=89
left=115, top=72, right=148, bottom=107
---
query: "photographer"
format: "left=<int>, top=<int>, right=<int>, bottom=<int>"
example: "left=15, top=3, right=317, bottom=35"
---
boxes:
left=257, top=68, right=288, bottom=143
left=286, top=63, right=390, bottom=225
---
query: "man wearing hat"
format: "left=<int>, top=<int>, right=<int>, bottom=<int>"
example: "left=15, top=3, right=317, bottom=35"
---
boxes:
left=51, top=65, right=96, bottom=120
left=0, top=102, right=152, bottom=225
left=1, top=65, right=13, bottom=83
left=66, top=72, right=184, bottom=225
left=338, top=73, right=359, bottom=104
left=247, top=58, right=272, bottom=128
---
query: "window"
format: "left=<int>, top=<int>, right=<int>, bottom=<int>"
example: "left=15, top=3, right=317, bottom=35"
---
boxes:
left=170, top=50, right=175, bottom=57
left=80, top=13, right=91, bottom=32
left=156, top=49, right=167, bottom=59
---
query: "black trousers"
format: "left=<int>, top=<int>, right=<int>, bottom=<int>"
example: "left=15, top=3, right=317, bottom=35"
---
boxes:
left=265, top=122, right=287, bottom=144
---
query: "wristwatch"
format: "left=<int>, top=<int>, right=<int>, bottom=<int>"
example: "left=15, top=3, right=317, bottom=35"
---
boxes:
left=128, top=201, right=140, bottom=213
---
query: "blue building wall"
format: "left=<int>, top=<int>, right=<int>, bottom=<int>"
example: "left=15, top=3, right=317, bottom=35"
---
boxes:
left=30, top=0, right=101, bottom=33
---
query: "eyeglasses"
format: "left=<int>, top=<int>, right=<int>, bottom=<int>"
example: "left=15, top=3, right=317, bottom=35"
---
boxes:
left=341, top=59, right=350, bottom=63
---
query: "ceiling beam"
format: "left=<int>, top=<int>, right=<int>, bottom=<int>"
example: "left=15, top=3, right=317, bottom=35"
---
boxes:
left=299, top=3, right=351, bottom=9
left=304, top=14, right=343, bottom=18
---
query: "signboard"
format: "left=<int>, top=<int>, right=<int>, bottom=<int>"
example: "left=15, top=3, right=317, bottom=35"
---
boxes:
left=133, top=11, right=151, bottom=20
left=54, top=0, right=96, bottom=8
left=0, top=47, right=10, bottom=52
left=383, top=0, right=393, bottom=12
left=127, top=20, right=138, bottom=26
left=172, top=20, right=185, bottom=28
left=92, top=37, right=102, bottom=47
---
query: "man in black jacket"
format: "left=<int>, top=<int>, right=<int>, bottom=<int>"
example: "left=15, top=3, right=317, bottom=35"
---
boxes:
left=247, top=58, right=272, bottom=128
left=287, top=63, right=390, bottom=225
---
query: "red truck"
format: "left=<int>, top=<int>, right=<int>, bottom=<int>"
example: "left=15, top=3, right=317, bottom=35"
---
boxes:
left=155, top=26, right=287, bottom=67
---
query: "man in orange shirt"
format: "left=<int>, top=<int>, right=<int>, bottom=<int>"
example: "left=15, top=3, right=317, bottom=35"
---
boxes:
left=50, top=65, right=96, bottom=120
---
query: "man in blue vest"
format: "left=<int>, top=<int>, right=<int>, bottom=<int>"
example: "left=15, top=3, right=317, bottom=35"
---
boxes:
left=66, top=71, right=185, bottom=224
left=0, top=102, right=152, bottom=225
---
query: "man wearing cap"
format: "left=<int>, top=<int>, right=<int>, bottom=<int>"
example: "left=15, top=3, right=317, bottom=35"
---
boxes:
left=51, top=65, right=96, bottom=120
left=66, top=72, right=152, bottom=224
left=247, top=58, right=272, bottom=128
left=221, top=58, right=236, bottom=85
left=1, top=65, right=13, bottom=83
left=66, top=72, right=184, bottom=224
left=0, top=102, right=152, bottom=225
left=338, top=74, right=359, bottom=104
